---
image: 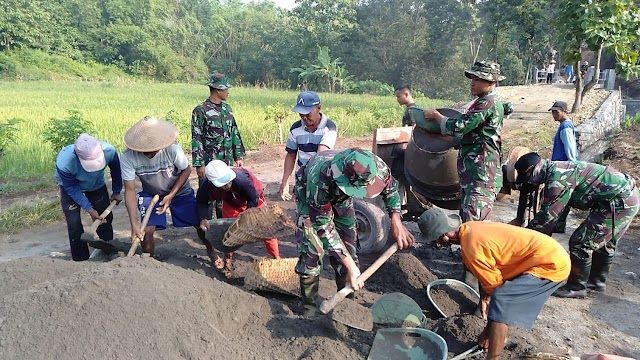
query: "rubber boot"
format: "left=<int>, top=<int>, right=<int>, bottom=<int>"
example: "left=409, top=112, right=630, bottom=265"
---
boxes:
left=553, top=255, right=590, bottom=298
left=335, top=275, right=355, bottom=300
left=552, top=207, right=570, bottom=234
left=300, top=276, right=320, bottom=317
left=587, top=251, right=613, bottom=292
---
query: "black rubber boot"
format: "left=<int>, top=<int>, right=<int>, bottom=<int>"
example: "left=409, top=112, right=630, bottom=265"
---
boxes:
left=553, top=255, right=590, bottom=299
left=300, top=276, right=320, bottom=317
left=552, top=207, right=570, bottom=234
left=587, top=251, right=613, bottom=292
left=335, top=275, right=355, bottom=300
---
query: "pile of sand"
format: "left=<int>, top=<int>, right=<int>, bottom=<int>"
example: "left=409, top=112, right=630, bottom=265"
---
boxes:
left=0, top=257, right=363, bottom=359
left=0, top=246, right=561, bottom=359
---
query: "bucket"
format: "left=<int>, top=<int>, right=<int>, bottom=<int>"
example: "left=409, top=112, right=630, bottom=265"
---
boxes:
left=367, top=328, right=448, bottom=360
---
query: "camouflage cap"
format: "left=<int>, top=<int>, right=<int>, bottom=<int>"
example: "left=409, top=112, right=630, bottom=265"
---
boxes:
left=417, top=208, right=461, bottom=242
left=206, top=73, right=233, bottom=90
left=330, top=148, right=389, bottom=198
left=464, top=60, right=506, bottom=82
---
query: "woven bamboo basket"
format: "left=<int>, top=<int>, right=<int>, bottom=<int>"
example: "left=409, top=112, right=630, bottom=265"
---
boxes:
left=244, top=257, right=300, bottom=297
left=223, top=204, right=296, bottom=247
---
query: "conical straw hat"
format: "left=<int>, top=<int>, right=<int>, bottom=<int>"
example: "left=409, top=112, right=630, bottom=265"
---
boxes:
left=244, top=258, right=300, bottom=297
left=223, top=204, right=296, bottom=247
left=123, top=116, right=179, bottom=152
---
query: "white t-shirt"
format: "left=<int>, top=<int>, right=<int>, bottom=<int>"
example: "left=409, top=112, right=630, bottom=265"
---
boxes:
left=548, top=64, right=556, bottom=73
left=285, top=114, right=337, bottom=169
left=120, top=143, right=192, bottom=197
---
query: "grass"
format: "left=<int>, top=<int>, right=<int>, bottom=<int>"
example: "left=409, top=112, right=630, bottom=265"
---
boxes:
left=0, top=80, right=450, bottom=195
left=0, top=199, right=63, bottom=234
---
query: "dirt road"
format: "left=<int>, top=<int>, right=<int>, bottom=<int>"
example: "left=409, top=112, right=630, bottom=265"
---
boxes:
left=1, top=84, right=638, bottom=359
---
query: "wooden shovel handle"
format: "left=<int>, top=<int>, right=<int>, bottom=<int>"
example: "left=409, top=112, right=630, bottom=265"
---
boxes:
left=319, top=243, right=399, bottom=314
left=89, top=200, right=118, bottom=235
left=127, top=194, right=160, bottom=257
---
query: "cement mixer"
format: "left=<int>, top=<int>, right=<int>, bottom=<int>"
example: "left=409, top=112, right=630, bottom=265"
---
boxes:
left=353, top=108, right=463, bottom=253
left=353, top=108, right=515, bottom=253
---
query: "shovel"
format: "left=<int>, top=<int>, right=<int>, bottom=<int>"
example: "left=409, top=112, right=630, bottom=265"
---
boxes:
left=88, top=200, right=118, bottom=238
left=127, top=194, right=160, bottom=256
left=319, top=243, right=399, bottom=331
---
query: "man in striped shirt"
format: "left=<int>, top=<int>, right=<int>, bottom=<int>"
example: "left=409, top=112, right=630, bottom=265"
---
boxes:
left=278, top=91, right=338, bottom=201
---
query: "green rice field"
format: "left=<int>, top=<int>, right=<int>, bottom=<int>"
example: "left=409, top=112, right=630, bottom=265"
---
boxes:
left=0, top=80, right=449, bottom=193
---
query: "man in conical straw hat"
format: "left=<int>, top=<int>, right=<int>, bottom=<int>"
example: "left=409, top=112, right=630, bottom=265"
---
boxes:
left=121, top=116, right=211, bottom=258
left=294, top=148, right=415, bottom=317
left=196, top=160, right=280, bottom=275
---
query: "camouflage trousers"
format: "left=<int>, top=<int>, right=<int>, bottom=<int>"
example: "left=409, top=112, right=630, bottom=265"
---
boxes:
left=457, top=145, right=502, bottom=222
left=293, top=197, right=358, bottom=278
left=569, top=186, right=640, bottom=262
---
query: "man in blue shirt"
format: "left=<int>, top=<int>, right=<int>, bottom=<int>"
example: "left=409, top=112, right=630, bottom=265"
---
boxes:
left=549, top=100, right=579, bottom=233
left=550, top=101, right=578, bottom=161
left=55, top=133, right=123, bottom=261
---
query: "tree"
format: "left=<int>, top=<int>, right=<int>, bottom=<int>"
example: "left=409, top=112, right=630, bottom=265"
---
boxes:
left=554, top=0, right=640, bottom=112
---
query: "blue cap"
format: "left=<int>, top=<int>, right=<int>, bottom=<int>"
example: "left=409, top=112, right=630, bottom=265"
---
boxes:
left=292, top=91, right=321, bottom=114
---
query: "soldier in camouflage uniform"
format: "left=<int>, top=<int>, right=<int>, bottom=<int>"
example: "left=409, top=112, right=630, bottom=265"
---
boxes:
left=422, top=60, right=514, bottom=222
left=294, top=148, right=415, bottom=316
left=513, top=152, right=640, bottom=298
left=192, top=73, right=246, bottom=218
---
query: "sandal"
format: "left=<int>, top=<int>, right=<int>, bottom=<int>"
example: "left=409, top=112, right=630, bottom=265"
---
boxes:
left=213, top=255, right=225, bottom=270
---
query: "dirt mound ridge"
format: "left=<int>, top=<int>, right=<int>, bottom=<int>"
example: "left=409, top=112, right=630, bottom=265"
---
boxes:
left=0, top=257, right=363, bottom=360
left=366, top=253, right=438, bottom=309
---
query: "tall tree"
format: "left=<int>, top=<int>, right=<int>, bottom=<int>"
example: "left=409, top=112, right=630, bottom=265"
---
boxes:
left=554, top=0, right=640, bottom=112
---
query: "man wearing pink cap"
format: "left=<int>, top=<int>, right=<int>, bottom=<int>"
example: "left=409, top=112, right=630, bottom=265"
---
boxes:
left=55, top=133, right=123, bottom=261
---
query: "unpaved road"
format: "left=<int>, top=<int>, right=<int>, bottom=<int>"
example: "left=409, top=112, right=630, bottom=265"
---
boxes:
left=1, top=84, right=638, bottom=358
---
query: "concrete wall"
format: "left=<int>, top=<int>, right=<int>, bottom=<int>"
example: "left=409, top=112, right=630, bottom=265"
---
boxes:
left=576, top=90, right=624, bottom=162
left=624, top=99, right=640, bottom=117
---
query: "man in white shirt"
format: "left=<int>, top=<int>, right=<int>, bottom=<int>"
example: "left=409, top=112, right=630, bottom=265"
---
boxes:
left=121, top=116, right=209, bottom=258
left=278, top=91, right=338, bottom=201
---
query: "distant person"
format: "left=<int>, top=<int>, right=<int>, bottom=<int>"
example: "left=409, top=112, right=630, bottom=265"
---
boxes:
left=547, top=60, right=556, bottom=84
left=549, top=101, right=578, bottom=161
left=278, top=90, right=337, bottom=202
left=192, top=72, right=246, bottom=218
left=564, top=64, right=573, bottom=83
left=421, top=60, right=513, bottom=222
left=295, top=148, right=415, bottom=317
left=580, top=61, right=589, bottom=79
left=511, top=152, right=639, bottom=299
left=420, top=207, right=570, bottom=360
left=55, top=133, right=123, bottom=261
left=196, top=160, right=280, bottom=274
left=121, top=116, right=208, bottom=258
left=394, top=85, right=417, bottom=126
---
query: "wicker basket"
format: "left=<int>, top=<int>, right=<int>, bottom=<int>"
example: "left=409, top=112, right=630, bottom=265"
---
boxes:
left=244, top=258, right=300, bottom=297
left=223, top=204, right=296, bottom=247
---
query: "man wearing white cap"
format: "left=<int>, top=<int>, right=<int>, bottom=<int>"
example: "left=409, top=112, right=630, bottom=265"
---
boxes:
left=121, top=116, right=208, bottom=258
left=196, top=160, right=280, bottom=274
left=55, top=133, right=123, bottom=261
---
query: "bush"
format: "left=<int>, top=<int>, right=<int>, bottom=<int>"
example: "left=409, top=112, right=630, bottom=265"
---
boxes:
left=43, top=110, right=95, bottom=152
left=346, top=80, right=395, bottom=96
left=0, top=118, right=23, bottom=160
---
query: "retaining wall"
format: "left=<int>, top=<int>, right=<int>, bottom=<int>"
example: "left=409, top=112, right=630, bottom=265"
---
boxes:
left=576, top=90, right=624, bottom=162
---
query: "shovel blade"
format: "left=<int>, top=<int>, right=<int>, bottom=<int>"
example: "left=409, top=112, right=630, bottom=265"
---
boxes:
left=79, top=234, right=130, bottom=254
left=331, top=298, right=373, bottom=332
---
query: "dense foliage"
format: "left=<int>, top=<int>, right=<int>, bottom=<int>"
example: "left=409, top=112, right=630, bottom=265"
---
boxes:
left=0, top=0, right=638, bottom=100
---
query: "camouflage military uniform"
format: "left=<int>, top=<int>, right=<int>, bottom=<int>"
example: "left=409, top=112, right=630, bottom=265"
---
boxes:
left=402, top=103, right=417, bottom=126
left=439, top=61, right=513, bottom=222
left=528, top=160, right=639, bottom=261
left=441, top=89, right=513, bottom=222
left=294, top=149, right=401, bottom=278
left=191, top=98, right=245, bottom=167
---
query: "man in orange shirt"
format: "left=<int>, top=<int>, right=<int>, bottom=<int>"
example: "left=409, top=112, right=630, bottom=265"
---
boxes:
left=419, top=208, right=570, bottom=360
